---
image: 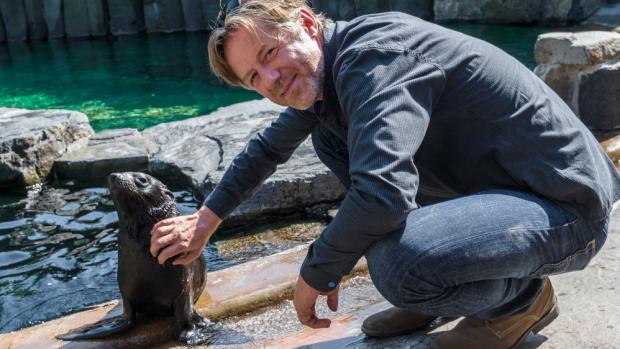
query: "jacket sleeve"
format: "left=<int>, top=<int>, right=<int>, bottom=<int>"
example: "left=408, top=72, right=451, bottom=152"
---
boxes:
left=204, top=107, right=318, bottom=219
left=300, top=47, right=446, bottom=291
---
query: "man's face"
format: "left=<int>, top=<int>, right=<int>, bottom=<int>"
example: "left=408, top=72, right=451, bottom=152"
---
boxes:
left=223, top=14, right=324, bottom=110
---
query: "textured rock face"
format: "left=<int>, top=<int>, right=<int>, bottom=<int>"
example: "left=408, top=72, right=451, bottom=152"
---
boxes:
left=42, top=0, right=64, bottom=39
left=0, top=108, right=93, bottom=187
left=181, top=0, right=205, bottom=31
left=53, top=128, right=153, bottom=182
left=24, top=0, right=48, bottom=40
left=534, top=31, right=620, bottom=65
left=108, top=0, right=144, bottom=35
left=0, top=10, right=5, bottom=43
left=0, top=0, right=28, bottom=42
left=434, top=0, right=603, bottom=23
left=587, top=1, right=620, bottom=28
left=63, top=0, right=90, bottom=38
left=143, top=99, right=346, bottom=225
left=312, top=0, right=433, bottom=20
left=578, top=62, right=620, bottom=131
left=86, top=0, right=107, bottom=37
left=144, top=0, right=185, bottom=33
left=534, top=31, right=620, bottom=135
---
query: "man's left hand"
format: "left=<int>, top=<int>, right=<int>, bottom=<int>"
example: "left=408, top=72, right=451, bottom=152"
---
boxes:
left=293, top=276, right=339, bottom=328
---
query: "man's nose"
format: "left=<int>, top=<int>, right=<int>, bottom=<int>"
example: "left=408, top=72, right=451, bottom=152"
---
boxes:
left=260, top=66, right=280, bottom=91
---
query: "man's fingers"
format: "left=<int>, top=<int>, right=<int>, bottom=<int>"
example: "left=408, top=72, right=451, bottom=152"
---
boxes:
left=327, top=292, right=339, bottom=312
left=150, top=219, right=174, bottom=235
left=173, top=249, right=201, bottom=265
left=157, top=243, right=185, bottom=265
left=299, top=313, right=331, bottom=329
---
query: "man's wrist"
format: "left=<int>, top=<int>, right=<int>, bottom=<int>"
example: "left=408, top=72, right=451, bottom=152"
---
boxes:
left=195, top=205, right=222, bottom=240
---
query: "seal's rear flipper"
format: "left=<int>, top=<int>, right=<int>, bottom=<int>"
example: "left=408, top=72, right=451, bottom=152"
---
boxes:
left=56, top=316, right=132, bottom=341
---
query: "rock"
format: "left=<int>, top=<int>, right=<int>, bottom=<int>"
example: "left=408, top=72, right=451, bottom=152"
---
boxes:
left=0, top=0, right=28, bottom=42
left=578, top=62, right=620, bottom=132
left=0, top=10, right=5, bottom=43
left=53, top=143, right=149, bottom=182
left=143, top=99, right=346, bottom=226
left=390, top=0, right=433, bottom=20
left=181, top=0, right=205, bottom=31
left=534, top=31, right=620, bottom=65
left=144, top=0, right=185, bottom=34
left=88, top=128, right=158, bottom=154
left=533, top=63, right=581, bottom=111
left=434, top=0, right=603, bottom=24
left=24, top=0, right=48, bottom=40
left=0, top=108, right=93, bottom=187
left=63, top=0, right=90, bottom=38
left=107, top=0, right=144, bottom=35
left=42, top=0, right=64, bottom=39
left=202, top=0, right=220, bottom=29
left=86, top=0, right=107, bottom=37
left=586, top=2, right=620, bottom=29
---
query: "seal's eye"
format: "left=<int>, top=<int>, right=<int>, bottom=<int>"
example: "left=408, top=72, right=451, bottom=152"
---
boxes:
left=134, top=175, right=149, bottom=187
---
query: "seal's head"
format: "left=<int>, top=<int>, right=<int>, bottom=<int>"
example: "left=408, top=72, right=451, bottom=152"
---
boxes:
left=107, top=172, right=178, bottom=225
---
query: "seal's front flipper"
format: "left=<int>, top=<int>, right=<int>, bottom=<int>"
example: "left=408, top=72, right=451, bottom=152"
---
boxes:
left=56, top=316, right=133, bottom=340
left=174, top=292, right=218, bottom=345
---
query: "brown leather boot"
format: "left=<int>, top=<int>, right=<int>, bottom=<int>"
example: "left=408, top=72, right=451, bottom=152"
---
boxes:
left=434, top=277, right=559, bottom=349
left=361, top=306, right=437, bottom=337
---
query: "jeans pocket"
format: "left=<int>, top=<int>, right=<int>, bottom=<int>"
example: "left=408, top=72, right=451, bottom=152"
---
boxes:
left=529, top=238, right=597, bottom=278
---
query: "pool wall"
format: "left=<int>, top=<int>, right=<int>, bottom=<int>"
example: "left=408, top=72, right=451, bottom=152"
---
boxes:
left=0, top=0, right=607, bottom=43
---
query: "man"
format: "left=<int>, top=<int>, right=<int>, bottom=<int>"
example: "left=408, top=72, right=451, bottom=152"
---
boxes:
left=149, top=0, right=620, bottom=347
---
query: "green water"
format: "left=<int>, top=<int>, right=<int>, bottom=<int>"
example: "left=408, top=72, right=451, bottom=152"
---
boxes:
left=0, top=24, right=551, bottom=131
left=0, top=32, right=260, bottom=132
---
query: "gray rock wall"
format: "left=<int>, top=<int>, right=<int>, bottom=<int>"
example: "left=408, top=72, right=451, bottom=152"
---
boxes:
left=63, top=0, right=90, bottom=38
left=0, top=0, right=28, bottom=42
left=435, top=0, right=604, bottom=24
left=87, top=0, right=107, bottom=37
left=108, top=0, right=144, bottom=35
left=0, top=10, right=5, bottom=43
left=144, top=0, right=185, bottom=34
left=43, top=0, right=65, bottom=39
left=181, top=0, right=205, bottom=32
left=24, top=0, right=48, bottom=40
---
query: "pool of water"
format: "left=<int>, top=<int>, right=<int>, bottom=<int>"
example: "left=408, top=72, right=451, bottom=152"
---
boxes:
left=0, top=24, right=556, bottom=132
left=0, top=181, right=322, bottom=333
left=0, top=32, right=260, bottom=132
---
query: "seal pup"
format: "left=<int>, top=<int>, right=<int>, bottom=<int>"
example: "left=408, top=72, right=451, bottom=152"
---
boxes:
left=57, top=172, right=213, bottom=344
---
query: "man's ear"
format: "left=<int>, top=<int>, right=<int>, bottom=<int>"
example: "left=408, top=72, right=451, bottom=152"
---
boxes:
left=299, top=7, right=319, bottom=38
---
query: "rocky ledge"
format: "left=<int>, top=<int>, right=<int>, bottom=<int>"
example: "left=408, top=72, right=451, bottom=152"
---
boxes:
left=0, top=99, right=345, bottom=226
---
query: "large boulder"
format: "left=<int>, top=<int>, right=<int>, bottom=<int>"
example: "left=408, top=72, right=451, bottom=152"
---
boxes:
left=0, top=0, right=28, bottom=42
left=42, top=0, right=64, bottom=39
left=24, top=0, right=48, bottom=40
left=107, top=0, right=144, bottom=35
left=434, top=0, right=603, bottom=24
left=0, top=108, right=93, bottom=188
left=534, top=31, right=620, bottom=136
left=143, top=99, right=346, bottom=225
left=144, top=0, right=185, bottom=34
left=53, top=129, right=154, bottom=182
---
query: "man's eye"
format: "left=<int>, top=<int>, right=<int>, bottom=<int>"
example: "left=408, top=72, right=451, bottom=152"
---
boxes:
left=266, top=48, right=275, bottom=59
left=250, top=72, right=257, bottom=85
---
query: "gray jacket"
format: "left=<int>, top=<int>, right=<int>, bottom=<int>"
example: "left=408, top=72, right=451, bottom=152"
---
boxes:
left=205, top=12, right=620, bottom=291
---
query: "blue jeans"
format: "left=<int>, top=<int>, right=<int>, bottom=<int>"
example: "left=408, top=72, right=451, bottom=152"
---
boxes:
left=312, top=125, right=609, bottom=320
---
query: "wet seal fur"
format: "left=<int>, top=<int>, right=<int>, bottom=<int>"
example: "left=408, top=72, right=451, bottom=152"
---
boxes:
left=57, top=172, right=214, bottom=344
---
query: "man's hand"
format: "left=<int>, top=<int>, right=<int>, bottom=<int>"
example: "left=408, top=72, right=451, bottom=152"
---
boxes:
left=150, top=206, right=222, bottom=265
left=293, top=276, right=339, bottom=328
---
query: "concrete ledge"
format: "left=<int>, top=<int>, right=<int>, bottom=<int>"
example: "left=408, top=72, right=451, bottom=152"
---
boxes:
left=0, top=245, right=368, bottom=349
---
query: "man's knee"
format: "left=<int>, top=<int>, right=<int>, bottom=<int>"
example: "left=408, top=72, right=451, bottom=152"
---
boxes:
left=365, top=237, right=445, bottom=308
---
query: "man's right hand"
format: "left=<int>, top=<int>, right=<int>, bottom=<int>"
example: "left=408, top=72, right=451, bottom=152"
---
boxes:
left=149, top=205, right=222, bottom=265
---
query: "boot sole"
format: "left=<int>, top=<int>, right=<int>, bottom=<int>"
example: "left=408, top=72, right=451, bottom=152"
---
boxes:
left=510, top=295, right=560, bottom=349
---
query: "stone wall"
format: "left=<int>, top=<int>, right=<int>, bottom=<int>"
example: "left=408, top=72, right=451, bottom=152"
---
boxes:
left=534, top=31, right=620, bottom=137
left=0, top=0, right=603, bottom=43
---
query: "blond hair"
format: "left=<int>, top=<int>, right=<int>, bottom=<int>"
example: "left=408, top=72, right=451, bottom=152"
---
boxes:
left=208, top=0, right=331, bottom=87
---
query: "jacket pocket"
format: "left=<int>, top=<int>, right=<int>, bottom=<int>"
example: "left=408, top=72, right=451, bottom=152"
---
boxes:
left=529, top=239, right=597, bottom=278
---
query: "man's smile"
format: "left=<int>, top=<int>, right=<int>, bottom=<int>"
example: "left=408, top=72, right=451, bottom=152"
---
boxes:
left=282, top=74, right=297, bottom=97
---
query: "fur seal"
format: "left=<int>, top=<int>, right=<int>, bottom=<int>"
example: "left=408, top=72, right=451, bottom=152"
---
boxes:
left=57, top=172, right=213, bottom=344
